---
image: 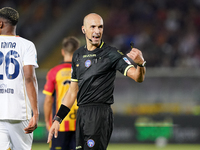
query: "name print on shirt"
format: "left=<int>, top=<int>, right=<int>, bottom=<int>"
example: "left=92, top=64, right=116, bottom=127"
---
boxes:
left=1, top=42, right=16, bottom=48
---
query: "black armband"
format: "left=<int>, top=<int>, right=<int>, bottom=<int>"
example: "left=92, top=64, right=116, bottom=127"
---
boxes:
left=54, top=104, right=70, bottom=124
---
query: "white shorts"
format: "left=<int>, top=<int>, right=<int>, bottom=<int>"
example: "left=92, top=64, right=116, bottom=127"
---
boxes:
left=0, top=120, right=33, bottom=150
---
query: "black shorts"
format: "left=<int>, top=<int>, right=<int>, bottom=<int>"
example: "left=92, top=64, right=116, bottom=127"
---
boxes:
left=76, top=104, right=113, bottom=150
left=50, top=131, right=76, bottom=150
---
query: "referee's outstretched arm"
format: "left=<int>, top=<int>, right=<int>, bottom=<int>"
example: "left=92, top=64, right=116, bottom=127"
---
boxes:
left=127, top=48, right=146, bottom=82
left=47, top=81, right=78, bottom=143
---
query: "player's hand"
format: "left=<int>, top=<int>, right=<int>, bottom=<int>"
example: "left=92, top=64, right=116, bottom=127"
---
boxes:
left=47, top=120, right=60, bottom=143
left=24, top=114, right=38, bottom=134
left=127, top=48, right=144, bottom=65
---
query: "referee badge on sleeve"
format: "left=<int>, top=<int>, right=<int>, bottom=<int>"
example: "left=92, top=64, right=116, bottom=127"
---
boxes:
left=123, top=57, right=131, bottom=65
left=71, top=67, right=73, bottom=73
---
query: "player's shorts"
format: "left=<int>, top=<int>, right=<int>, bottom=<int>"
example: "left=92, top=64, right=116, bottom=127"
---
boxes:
left=50, top=131, right=76, bottom=150
left=0, top=120, right=33, bottom=150
left=76, top=103, right=113, bottom=150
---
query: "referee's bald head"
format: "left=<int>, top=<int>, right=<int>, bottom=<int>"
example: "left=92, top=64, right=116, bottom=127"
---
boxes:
left=0, top=7, right=19, bottom=26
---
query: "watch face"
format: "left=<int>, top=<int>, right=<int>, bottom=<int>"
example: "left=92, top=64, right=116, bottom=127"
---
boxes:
left=143, top=61, right=146, bottom=66
left=137, top=61, right=146, bottom=67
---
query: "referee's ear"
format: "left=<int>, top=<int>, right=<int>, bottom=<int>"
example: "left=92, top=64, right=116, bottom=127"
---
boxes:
left=82, top=26, right=85, bottom=34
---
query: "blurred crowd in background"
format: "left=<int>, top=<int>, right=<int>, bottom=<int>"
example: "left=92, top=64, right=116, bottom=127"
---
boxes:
left=0, top=0, right=74, bottom=40
left=1, top=0, right=200, bottom=68
left=104, top=0, right=200, bottom=68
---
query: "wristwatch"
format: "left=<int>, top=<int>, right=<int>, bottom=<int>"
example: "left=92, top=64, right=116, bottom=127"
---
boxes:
left=53, top=115, right=62, bottom=124
left=137, top=61, right=146, bottom=67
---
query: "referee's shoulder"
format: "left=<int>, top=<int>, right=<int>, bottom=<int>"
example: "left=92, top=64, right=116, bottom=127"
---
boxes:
left=73, top=45, right=84, bottom=56
left=77, top=45, right=85, bottom=51
left=105, top=44, right=119, bottom=54
left=104, top=44, right=125, bottom=58
left=103, top=43, right=117, bottom=51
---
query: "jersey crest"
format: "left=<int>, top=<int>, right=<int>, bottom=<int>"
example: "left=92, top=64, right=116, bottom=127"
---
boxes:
left=85, top=59, right=91, bottom=68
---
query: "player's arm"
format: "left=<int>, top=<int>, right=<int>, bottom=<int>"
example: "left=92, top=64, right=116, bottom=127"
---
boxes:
left=44, top=94, right=53, bottom=131
left=23, top=65, right=39, bottom=134
left=126, top=48, right=146, bottom=82
left=47, top=81, right=78, bottom=143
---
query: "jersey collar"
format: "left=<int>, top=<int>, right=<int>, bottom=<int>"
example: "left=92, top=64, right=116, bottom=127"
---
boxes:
left=98, top=41, right=104, bottom=48
left=84, top=41, right=105, bottom=49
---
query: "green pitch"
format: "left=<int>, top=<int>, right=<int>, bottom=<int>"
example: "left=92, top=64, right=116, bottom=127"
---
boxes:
left=32, top=143, right=200, bottom=150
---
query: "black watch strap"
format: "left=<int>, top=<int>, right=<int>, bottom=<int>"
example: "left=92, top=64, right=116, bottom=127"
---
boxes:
left=137, top=61, right=146, bottom=67
left=53, top=115, right=62, bottom=124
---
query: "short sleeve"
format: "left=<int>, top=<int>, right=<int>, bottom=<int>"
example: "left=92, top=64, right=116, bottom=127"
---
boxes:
left=43, top=70, right=55, bottom=96
left=71, top=52, right=78, bottom=82
left=112, top=50, right=134, bottom=76
left=23, top=42, right=38, bottom=68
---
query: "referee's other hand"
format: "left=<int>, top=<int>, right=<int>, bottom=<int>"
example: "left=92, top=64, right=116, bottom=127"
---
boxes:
left=47, top=120, right=60, bottom=143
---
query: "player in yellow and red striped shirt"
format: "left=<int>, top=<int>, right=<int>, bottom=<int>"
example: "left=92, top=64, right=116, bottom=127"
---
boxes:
left=43, top=36, right=80, bottom=150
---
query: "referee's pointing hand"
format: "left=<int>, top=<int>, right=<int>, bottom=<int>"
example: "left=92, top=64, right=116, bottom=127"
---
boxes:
left=47, top=120, right=60, bottom=143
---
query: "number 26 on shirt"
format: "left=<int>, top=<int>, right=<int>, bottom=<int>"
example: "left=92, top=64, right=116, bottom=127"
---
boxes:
left=0, top=50, right=20, bottom=80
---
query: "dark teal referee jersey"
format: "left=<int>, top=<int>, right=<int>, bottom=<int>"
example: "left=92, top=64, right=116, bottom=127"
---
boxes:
left=71, top=41, right=134, bottom=106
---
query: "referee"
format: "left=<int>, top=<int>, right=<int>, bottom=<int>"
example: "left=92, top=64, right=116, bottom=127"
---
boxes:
left=47, top=13, right=146, bottom=150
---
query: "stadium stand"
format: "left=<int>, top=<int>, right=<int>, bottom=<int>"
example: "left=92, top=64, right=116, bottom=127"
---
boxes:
left=1, top=0, right=200, bottom=69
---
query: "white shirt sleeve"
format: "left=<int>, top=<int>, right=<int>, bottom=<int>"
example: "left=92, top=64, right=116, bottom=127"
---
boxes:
left=23, top=42, right=39, bottom=68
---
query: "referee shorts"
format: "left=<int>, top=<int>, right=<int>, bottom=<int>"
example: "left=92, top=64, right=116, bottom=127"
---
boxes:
left=50, top=131, right=75, bottom=150
left=76, top=104, right=113, bottom=150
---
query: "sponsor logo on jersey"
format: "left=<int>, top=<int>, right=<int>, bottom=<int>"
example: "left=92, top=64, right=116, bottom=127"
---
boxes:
left=61, top=70, right=71, bottom=76
left=0, top=84, right=7, bottom=88
left=85, top=60, right=91, bottom=68
left=0, top=84, right=14, bottom=94
left=87, top=139, right=95, bottom=148
left=0, top=88, right=14, bottom=94
left=123, top=57, right=131, bottom=65
left=83, top=54, right=96, bottom=58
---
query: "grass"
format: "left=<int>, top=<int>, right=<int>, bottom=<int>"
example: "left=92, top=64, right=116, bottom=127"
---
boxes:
left=108, top=144, right=200, bottom=150
left=32, top=143, right=48, bottom=150
left=32, top=143, right=200, bottom=150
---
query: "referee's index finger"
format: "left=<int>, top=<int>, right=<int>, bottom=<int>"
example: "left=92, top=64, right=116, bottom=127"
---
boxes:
left=54, top=129, right=58, bottom=138
left=47, top=130, right=54, bottom=143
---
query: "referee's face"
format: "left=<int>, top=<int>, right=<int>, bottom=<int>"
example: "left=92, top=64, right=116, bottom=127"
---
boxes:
left=84, top=14, right=103, bottom=46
